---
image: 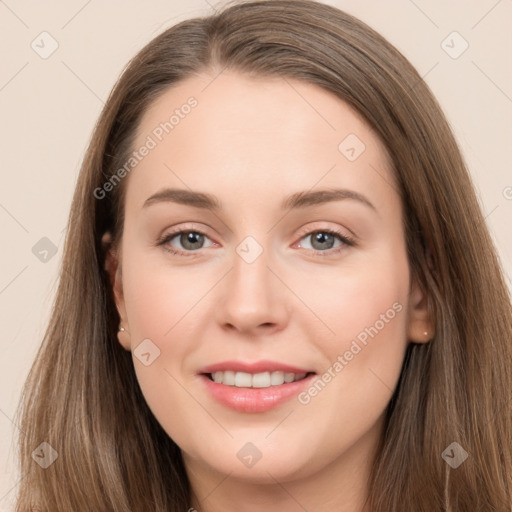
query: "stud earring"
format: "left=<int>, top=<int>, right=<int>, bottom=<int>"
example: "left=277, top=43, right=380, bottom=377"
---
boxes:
left=119, top=326, right=125, bottom=332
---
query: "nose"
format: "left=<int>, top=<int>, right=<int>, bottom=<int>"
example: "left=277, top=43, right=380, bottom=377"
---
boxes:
left=215, top=243, right=291, bottom=336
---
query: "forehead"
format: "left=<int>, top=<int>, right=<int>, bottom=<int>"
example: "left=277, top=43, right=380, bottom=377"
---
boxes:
left=125, top=71, right=395, bottom=212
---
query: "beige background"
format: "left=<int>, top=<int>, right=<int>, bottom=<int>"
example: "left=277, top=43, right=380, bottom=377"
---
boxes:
left=0, top=0, right=510, bottom=508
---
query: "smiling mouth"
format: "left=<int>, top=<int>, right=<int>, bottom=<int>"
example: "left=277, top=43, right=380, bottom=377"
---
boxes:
left=202, top=370, right=315, bottom=388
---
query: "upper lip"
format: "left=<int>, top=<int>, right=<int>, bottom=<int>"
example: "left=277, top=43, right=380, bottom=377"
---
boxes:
left=198, top=360, right=315, bottom=375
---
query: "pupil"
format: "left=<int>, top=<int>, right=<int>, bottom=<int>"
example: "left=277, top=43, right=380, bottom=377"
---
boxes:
left=182, top=232, right=203, bottom=249
left=313, top=232, right=333, bottom=250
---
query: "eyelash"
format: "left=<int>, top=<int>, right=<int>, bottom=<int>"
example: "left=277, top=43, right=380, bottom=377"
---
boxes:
left=156, top=226, right=355, bottom=258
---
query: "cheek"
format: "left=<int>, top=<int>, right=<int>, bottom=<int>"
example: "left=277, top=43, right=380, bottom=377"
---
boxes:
left=120, top=257, right=205, bottom=445
left=122, top=252, right=203, bottom=342
left=294, top=244, right=410, bottom=394
left=293, top=246, right=410, bottom=349
left=297, top=246, right=410, bottom=430
left=120, top=252, right=198, bottom=385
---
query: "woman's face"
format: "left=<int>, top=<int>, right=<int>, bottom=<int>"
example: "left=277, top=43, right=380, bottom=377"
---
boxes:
left=106, top=71, right=430, bottom=486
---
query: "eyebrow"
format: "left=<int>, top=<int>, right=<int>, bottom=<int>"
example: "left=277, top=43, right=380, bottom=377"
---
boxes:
left=142, top=187, right=376, bottom=212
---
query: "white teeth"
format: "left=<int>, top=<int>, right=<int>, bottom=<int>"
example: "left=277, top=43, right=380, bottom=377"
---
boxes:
left=235, top=372, right=252, bottom=387
left=270, top=371, right=284, bottom=385
left=210, top=371, right=308, bottom=388
left=223, top=371, right=235, bottom=385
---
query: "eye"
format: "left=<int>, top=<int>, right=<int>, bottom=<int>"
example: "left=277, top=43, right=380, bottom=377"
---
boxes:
left=156, top=225, right=355, bottom=258
left=156, top=228, right=214, bottom=256
left=296, top=228, right=354, bottom=256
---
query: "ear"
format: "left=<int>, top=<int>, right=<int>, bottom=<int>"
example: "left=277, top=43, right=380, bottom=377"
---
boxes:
left=406, top=276, right=434, bottom=344
left=102, top=232, right=131, bottom=350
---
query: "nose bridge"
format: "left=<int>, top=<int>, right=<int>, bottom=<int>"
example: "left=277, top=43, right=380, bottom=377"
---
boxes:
left=215, top=232, right=289, bottom=333
left=233, top=234, right=272, bottom=290
left=231, top=233, right=276, bottom=306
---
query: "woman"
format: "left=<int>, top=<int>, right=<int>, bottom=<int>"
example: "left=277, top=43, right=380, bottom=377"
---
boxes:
left=14, top=0, right=512, bottom=510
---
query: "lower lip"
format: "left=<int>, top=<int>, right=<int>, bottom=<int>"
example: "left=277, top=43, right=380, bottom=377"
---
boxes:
left=199, top=373, right=316, bottom=413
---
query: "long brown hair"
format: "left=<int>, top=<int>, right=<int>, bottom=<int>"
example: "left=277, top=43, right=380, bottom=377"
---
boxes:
left=14, top=1, right=512, bottom=510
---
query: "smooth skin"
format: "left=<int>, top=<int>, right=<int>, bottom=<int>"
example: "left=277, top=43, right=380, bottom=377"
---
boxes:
left=104, top=70, right=433, bottom=512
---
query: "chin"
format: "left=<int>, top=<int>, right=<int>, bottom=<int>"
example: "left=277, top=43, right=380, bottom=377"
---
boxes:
left=196, top=442, right=319, bottom=484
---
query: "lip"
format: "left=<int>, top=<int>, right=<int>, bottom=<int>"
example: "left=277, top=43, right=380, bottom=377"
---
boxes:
left=197, top=359, right=314, bottom=374
left=197, top=360, right=317, bottom=413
